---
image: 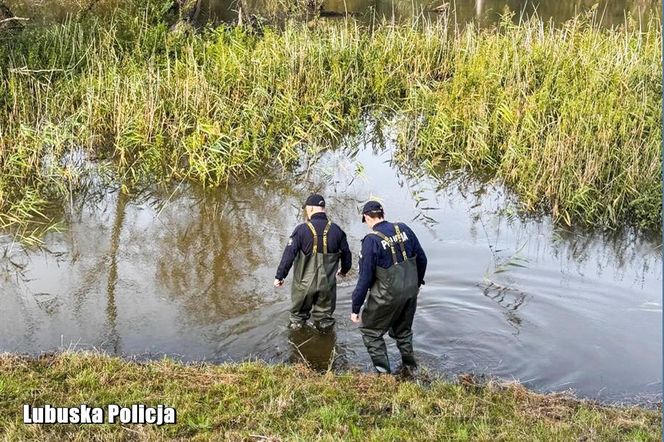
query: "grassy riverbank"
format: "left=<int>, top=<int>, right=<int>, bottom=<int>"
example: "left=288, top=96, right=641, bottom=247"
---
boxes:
left=0, top=3, right=660, bottom=238
left=0, top=353, right=660, bottom=441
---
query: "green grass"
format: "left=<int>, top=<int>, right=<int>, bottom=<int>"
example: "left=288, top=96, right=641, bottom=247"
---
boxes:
left=396, top=13, right=662, bottom=228
left=0, top=3, right=661, bottom=240
left=0, top=352, right=660, bottom=441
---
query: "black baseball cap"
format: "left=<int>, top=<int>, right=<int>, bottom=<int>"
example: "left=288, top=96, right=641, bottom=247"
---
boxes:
left=302, top=193, right=326, bottom=209
left=361, top=200, right=384, bottom=222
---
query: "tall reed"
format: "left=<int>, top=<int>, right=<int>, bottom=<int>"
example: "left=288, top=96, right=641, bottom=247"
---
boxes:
left=0, top=4, right=660, bottom=238
left=397, top=13, right=662, bottom=228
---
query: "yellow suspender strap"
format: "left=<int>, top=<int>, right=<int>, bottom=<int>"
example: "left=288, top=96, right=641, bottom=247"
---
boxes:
left=370, top=231, right=397, bottom=265
left=322, top=221, right=331, bottom=255
left=393, top=224, right=408, bottom=260
left=306, top=222, right=318, bottom=254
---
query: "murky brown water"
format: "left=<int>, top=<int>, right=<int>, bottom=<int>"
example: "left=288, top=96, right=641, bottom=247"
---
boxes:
left=1, top=136, right=661, bottom=404
left=8, top=0, right=661, bottom=27
left=2, top=0, right=661, bottom=405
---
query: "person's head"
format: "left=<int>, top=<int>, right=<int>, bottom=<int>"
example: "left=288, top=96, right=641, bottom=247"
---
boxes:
left=302, top=193, right=326, bottom=220
left=361, top=200, right=385, bottom=228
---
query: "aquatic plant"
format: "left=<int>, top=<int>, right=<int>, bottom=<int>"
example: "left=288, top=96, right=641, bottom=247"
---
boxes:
left=397, top=12, right=662, bottom=229
left=0, top=3, right=660, bottom=240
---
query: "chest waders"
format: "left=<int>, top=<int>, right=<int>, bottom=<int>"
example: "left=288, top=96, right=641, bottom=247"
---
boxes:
left=290, top=221, right=340, bottom=329
left=360, top=224, right=419, bottom=373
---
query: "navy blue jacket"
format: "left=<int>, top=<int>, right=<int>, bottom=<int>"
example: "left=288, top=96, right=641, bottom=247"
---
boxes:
left=351, top=220, right=427, bottom=314
left=275, top=212, right=352, bottom=280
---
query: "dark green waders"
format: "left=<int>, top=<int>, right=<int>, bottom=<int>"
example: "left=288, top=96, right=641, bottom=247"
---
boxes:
left=290, top=221, right=340, bottom=329
left=360, top=225, right=419, bottom=373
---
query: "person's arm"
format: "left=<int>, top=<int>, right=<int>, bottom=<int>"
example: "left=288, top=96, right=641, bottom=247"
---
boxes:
left=339, top=230, right=352, bottom=275
left=275, top=226, right=301, bottom=282
left=351, top=238, right=377, bottom=314
left=410, top=228, right=428, bottom=286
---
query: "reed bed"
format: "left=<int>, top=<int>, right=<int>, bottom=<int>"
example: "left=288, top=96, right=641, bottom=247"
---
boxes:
left=0, top=4, right=660, bottom=238
left=396, top=14, right=662, bottom=228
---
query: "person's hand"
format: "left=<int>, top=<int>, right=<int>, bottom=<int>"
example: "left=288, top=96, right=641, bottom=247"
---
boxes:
left=274, top=279, right=284, bottom=288
left=350, top=313, right=360, bottom=323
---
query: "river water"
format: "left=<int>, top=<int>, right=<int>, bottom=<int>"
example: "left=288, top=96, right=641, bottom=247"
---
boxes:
left=2, top=0, right=662, bottom=405
left=0, top=137, right=661, bottom=405
left=8, top=0, right=661, bottom=28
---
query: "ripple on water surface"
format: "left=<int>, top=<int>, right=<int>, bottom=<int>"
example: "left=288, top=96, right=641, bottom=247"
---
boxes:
left=0, top=145, right=661, bottom=405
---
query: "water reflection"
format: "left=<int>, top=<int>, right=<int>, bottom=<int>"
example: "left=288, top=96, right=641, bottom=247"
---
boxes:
left=406, top=173, right=660, bottom=286
left=8, top=0, right=660, bottom=27
left=481, top=282, right=528, bottom=334
left=288, top=327, right=339, bottom=371
left=336, top=0, right=659, bottom=25
left=103, top=189, right=127, bottom=354
left=153, top=187, right=277, bottom=325
left=0, top=143, right=660, bottom=404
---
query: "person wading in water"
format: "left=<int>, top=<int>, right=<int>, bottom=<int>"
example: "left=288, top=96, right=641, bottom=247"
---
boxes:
left=351, top=201, right=427, bottom=375
left=275, top=194, right=352, bottom=330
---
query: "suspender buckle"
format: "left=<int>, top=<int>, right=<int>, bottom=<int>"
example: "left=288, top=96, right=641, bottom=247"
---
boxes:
left=306, top=221, right=332, bottom=254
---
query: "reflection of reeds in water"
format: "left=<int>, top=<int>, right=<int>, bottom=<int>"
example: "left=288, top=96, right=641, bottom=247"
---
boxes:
left=478, top=215, right=529, bottom=333
left=102, top=189, right=127, bottom=354
left=0, top=2, right=660, bottom=243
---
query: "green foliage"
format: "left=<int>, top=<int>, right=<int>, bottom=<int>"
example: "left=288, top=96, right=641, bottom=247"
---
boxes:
left=398, top=14, right=662, bottom=229
left=0, top=4, right=661, bottom=239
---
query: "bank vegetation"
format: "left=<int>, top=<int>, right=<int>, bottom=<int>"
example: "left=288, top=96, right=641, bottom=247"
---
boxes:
left=0, top=352, right=661, bottom=440
left=0, top=2, right=660, bottom=240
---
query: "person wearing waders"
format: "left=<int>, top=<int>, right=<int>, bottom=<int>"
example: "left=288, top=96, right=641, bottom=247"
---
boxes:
left=274, top=194, right=352, bottom=330
left=351, top=201, right=427, bottom=375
